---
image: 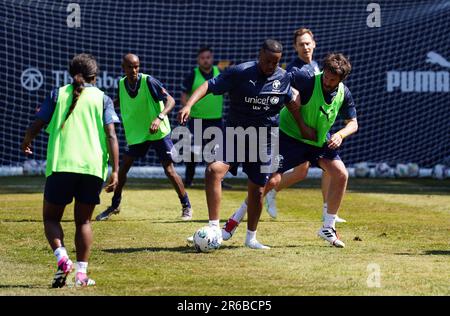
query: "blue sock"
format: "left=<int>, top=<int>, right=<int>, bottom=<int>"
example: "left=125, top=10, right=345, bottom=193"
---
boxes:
left=180, top=193, right=191, bottom=208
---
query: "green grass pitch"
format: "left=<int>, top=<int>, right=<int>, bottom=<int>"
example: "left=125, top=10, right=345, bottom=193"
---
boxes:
left=0, top=176, right=449, bottom=295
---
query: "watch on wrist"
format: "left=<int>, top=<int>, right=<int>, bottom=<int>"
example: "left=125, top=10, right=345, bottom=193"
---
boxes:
left=157, top=113, right=165, bottom=120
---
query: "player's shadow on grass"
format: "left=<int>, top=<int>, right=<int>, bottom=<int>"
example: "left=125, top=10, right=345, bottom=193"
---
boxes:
left=395, top=250, right=450, bottom=256
left=154, top=219, right=217, bottom=224
left=0, top=284, right=43, bottom=289
left=423, top=250, right=450, bottom=255
left=0, top=219, right=73, bottom=223
left=102, top=245, right=240, bottom=254
left=1, top=219, right=158, bottom=223
left=96, top=219, right=216, bottom=224
left=94, top=219, right=153, bottom=223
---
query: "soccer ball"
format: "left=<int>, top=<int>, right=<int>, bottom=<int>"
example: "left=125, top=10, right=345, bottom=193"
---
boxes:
left=354, top=162, right=371, bottom=178
left=193, top=226, right=222, bottom=253
left=394, top=163, right=409, bottom=178
left=432, top=164, right=447, bottom=180
left=374, top=163, right=393, bottom=178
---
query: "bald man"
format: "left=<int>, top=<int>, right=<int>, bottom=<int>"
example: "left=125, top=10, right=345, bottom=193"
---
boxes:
left=96, top=54, right=193, bottom=221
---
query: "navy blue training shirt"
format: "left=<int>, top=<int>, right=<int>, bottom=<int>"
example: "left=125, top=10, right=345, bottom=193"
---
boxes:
left=286, top=57, right=320, bottom=75
left=36, top=84, right=120, bottom=125
left=207, top=61, right=294, bottom=127
left=289, top=68, right=357, bottom=120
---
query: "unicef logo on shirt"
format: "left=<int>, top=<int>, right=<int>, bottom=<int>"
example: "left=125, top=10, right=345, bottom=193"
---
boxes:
left=269, top=96, right=279, bottom=105
left=272, top=80, right=281, bottom=90
left=21, top=67, right=43, bottom=91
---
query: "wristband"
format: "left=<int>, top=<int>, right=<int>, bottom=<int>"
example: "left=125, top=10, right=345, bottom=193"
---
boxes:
left=157, top=113, right=165, bottom=120
left=338, top=132, right=345, bottom=139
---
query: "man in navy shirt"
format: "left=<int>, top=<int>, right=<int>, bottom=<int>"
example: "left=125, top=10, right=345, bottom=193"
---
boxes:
left=272, top=54, right=357, bottom=247
left=259, top=28, right=346, bottom=224
left=264, top=28, right=348, bottom=224
left=265, top=48, right=352, bottom=222
left=178, top=39, right=315, bottom=249
left=223, top=54, right=358, bottom=247
left=286, top=28, right=320, bottom=74
left=261, top=28, right=322, bottom=219
left=222, top=28, right=346, bottom=242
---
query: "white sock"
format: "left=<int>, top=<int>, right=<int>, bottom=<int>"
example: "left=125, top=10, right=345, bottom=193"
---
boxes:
left=231, top=201, right=247, bottom=222
left=209, top=219, right=220, bottom=228
left=323, top=202, right=328, bottom=217
left=323, top=213, right=337, bottom=229
left=246, top=229, right=256, bottom=242
left=76, top=261, right=88, bottom=274
left=54, top=247, right=68, bottom=263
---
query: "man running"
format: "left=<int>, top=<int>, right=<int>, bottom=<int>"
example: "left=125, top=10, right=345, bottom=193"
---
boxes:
left=96, top=54, right=193, bottom=221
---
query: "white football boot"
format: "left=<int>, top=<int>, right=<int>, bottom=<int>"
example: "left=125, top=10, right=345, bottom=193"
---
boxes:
left=264, top=189, right=278, bottom=219
left=317, top=226, right=345, bottom=248
left=245, top=238, right=270, bottom=250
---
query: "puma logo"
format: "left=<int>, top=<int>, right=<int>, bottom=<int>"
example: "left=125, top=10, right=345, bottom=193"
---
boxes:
left=426, top=51, right=450, bottom=69
left=320, top=106, right=330, bottom=120
left=249, top=80, right=257, bottom=86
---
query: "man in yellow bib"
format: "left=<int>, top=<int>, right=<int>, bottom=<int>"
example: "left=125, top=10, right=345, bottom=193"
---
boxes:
left=96, top=54, right=193, bottom=221
left=180, top=46, right=231, bottom=189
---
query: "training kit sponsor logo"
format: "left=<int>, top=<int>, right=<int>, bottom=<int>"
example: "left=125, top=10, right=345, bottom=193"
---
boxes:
left=21, top=67, right=44, bottom=91
left=245, top=95, right=279, bottom=110
left=387, top=51, right=449, bottom=92
left=269, top=96, right=279, bottom=104
left=272, top=80, right=281, bottom=90
left=21, top=68, right=121, bottom=91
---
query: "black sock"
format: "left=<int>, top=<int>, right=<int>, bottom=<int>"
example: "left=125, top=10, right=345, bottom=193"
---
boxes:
left=112, top=193, right=121, bottom=208
left=185, top=161, right=196, bottom=186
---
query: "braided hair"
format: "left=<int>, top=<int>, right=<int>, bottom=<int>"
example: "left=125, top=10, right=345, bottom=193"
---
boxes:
left=62, top=54, right=99, bottom=127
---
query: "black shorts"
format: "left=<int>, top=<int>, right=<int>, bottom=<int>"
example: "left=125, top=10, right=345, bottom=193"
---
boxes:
left=44, top=172, right=104, bottom=205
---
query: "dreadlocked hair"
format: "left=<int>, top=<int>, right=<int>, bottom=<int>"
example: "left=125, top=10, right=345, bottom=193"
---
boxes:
left=62, top=54, right=99, bottom=126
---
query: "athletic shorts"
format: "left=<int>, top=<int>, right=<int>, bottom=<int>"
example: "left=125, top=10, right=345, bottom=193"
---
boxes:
left=44, top=172, right=104, bottom=205
left=125, top=135, right=174, bottom=162
left=310, top=143, right=342, bottom=168
left=276, top=131, right=321, bottom=174
left=213, top=127, right=274, bottom=187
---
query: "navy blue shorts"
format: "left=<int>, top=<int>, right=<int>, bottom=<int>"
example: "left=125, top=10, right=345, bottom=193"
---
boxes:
left=310, top=144, right=342, bottom=168
left=44, top=172, right=104, bottom=205
left=214, top=128, right=274, bottom=187
left=125, top=135, right=174, bottom=162
left=226, top=161, right=272, bottom=187
left=276, top=131, right=321, bottom=174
